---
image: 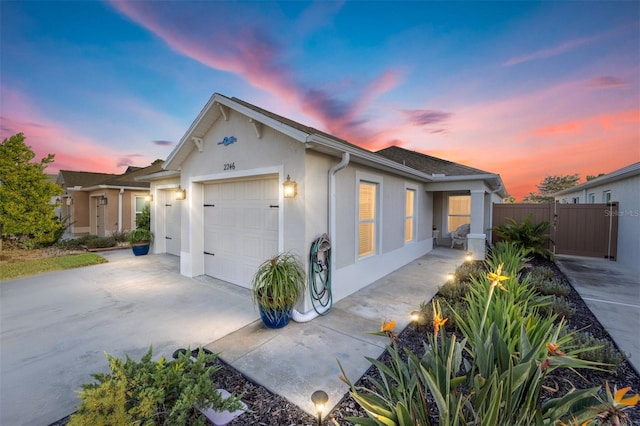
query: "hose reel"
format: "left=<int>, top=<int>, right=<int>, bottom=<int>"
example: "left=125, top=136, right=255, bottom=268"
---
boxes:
left=309, top=233, right=332, bottom=315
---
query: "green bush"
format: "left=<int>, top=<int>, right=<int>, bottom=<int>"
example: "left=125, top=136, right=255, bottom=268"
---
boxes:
left=453, top=261, right=485, bottom=283
left=531, top=276, right=571, bottom=297
left=527, top=265, right=556, bottom=281
left=541, top=295, right=576, bottom=319
left=438, top=279, right=470, bottom=302
left=566, top=330, right=624, bottom=367
left=492, top=213, right=555, bottom=259
left=69, top=347, right=243, bottom=426
left=136, top=204, right=151, bottom=231
left=84, top=237, right=117, bottom=249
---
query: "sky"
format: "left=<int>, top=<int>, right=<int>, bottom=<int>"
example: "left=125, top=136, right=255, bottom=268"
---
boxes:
left=1, top=1, right=638, bottom=201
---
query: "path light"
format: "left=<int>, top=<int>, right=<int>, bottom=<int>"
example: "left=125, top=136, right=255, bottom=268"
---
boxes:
left=446, top=272, right=455, bottom=282
left=465, top=252, right=473, bottom=262
left=410, top=310, right=427, bottom=325
left=311, top=389, right=328, bottom=426
left=283, top=174, right=297, bottom=198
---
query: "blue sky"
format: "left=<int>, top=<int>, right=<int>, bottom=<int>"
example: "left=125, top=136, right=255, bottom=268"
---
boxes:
left=1, top=1, right=638, bottom=199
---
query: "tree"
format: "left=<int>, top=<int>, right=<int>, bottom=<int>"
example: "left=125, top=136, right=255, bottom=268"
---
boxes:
left=0, top=133, right=63, bottom=246
left=522, top=174, right=580, bottom=203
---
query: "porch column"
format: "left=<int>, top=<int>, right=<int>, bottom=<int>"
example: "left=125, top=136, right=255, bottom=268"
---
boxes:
left=468, top=189, right=486, bottom=260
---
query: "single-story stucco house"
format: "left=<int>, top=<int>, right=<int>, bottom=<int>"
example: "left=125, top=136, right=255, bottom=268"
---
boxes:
left=141, top=93, right=508, bottom=315
left=57, top=163, right=161, bottom=237
left=554, top=162, right=640, bottom=274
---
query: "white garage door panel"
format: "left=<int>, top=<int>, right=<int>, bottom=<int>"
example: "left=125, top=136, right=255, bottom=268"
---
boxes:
left=203, top=177, right=279, bottom=288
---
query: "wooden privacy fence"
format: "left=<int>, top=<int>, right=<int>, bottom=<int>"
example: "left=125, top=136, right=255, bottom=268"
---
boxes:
left=492, top=202, right=618, bottom=259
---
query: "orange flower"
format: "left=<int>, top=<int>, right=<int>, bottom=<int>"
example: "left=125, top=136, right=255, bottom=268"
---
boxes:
left=381, top=319, right=396, bottom=332
left=611, top=383, right=639, bottom=408
left=546, top=342, right=566, bottom=357
left=431, top=300, right=448, bottom=337
left=487, top=263, right=509, bottom=291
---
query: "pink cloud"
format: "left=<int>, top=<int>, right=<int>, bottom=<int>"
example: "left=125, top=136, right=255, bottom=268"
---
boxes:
left=107, top=1, right=402, bottom=146
left=0, top=86, right=148, bottom=174
left=503, top=36, right=595, bottom=66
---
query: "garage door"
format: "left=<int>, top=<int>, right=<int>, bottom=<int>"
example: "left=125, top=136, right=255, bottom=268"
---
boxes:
left=203, top=177, right=279, bottom=288
left=164, top=197, right=181, bottom=256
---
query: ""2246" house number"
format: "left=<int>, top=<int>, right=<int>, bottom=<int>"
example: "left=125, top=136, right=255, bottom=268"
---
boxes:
left=224, top=162, right=236, bottom=171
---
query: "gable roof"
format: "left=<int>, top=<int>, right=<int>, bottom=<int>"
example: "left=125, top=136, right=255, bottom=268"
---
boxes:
left=554, top=162, right=640, bottom=196
left=163, top=93, right=507, bottom=196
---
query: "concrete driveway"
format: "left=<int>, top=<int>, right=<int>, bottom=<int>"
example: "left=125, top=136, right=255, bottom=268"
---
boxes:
left=0, top=250, right=258, bottom=426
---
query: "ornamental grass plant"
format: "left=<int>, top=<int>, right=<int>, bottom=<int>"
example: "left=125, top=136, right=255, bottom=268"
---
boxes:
left=341, top=241, right=638, bottom=425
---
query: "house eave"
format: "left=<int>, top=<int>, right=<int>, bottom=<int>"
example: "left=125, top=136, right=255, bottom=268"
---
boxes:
left=554, top=162, right=640, bottom=196
left=135, top=170, right=181, bottom=182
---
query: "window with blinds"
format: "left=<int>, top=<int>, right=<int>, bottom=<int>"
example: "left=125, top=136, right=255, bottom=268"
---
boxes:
left=405, top=189, right=415, bottom=243
left=447, top=195, right=470, bottom=233
left=359, top=182, right=377, bottom=257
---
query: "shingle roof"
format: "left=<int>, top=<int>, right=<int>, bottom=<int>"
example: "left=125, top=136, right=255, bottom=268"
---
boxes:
left=376, top=146, right=493, bottom=176
left=57, top=162, right=163, bottom=190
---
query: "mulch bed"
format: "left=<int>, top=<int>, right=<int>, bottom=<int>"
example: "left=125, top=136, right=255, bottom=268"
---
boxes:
left=50, top=257, right=640, bottom=425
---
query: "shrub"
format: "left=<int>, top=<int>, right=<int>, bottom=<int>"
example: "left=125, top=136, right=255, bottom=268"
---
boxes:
left=541, top=295, right=576, bottom=319
left=570, top=330, right=624, bottom=367
left=109, top=230, right=129, bottom=243
left=68, top=347, right=243, bottom=426
left=84, top=236, right=117, bottom=249
left=453, top=261, right=485, bottom=283
left=136, top=204, right=151, bottom=231
left=527, top=265, right=556, bottom=281
left=438, top=279, right=470, bottom=302
left=532, top=276, right=571, bottom=297
left=492, top=213, right=555, bottom=259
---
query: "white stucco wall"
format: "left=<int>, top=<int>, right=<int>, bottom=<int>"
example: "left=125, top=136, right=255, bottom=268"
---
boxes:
left=556, top=175, right=640, bottom=274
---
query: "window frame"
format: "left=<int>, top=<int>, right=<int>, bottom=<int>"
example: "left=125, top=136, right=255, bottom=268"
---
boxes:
left=356, top=172, right=382, bottom=260
left=603, top=190, right=611, bottom=203
left=447, top=193, right=471, bottom=234
left=404, top=187, right=417, bottom=243
left=134, top=195, right=149, bottom=229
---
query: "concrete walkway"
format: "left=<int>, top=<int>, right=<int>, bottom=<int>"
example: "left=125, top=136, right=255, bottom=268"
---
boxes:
left=205, top=247, right=465, bottom=417
left=0, top=250, right=258, bottom=426
left=556, top=255, right=640, bottom=374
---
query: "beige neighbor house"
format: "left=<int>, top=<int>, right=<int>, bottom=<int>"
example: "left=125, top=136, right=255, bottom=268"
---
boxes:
left=57, top=163, right=162, bottom=237
left=141, top=93, right=508, bottom=316
left=554, top=162, right=640, bottom=274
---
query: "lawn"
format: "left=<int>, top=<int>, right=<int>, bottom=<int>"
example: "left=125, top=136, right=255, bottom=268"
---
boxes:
left=0, top=252, right=107, bottom=281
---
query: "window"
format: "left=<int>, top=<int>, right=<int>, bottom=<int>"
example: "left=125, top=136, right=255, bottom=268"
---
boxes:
left=603, top=191, right=611, bottom=203
left=358, top=182, right=377, bottom=258
left=447, top=195, right=470, bottom=233
left=405, top=189, right=415, bottom=243
left=588, top=193, right=595, bottom=203
left=572, top=197, right=579, bottom=204
left=135, top=196, right=150, bottom=228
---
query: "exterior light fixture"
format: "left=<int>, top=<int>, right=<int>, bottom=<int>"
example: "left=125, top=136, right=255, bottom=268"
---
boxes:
left=66, top=197, right=73, bottom=206
left=465, top=252, right=473, bottom=262
left=99, top=196, right=108, bottom=205
left=175, top=187, right=186, bottom=201
left=446, top=272, right=455, bottom=282
left=283, top=174, right=297, bottom=198
left=311, top=389, right=328, bottom=426
left=145, top=194, right=153, bottom=202
left=410, top=310, right=427, bottom=325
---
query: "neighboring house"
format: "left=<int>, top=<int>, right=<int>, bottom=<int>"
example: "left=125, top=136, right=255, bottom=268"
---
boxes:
left=57, top=163, right=162, bottom=237
left=141, top=93, right=508, bottom=314
left=554, top=162, right=640, bottom=274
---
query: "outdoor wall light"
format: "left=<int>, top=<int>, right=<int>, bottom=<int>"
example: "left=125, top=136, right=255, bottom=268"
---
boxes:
left=283, top=174, right=297, bottom=198
left=99, top=196, right=108, bottom=205
left=145, top=194, right=153, bottom=202
left=311, top=389, right=328, bottom=426
left=66, top=197, right=73, bottom=206
left=175, top=187, right=186, bottom=201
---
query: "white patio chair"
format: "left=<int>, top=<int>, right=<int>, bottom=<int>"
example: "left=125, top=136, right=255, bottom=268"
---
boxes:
left=450, top=223, right=471, bottom=250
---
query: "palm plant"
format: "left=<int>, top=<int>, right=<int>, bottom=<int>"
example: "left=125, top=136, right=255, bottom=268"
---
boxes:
left=492, top=214, right=555, bottom=259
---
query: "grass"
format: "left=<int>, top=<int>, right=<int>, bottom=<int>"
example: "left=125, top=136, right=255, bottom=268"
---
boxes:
left=0, top=253, right=107, bottom=281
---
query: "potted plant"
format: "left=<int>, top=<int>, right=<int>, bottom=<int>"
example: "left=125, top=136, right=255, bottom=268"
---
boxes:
left=128, top=204, right=153, bottom=256
left=128, top=228, right=153, bottom=256
left=251, top=252, right=305, bottom=329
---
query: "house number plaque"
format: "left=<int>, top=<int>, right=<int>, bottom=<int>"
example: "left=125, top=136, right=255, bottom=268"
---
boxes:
left=224, top=162, right=236, bottom=171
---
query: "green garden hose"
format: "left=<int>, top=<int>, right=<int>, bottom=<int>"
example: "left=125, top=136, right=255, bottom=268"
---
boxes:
left=309, top=234, right=332, bottom=315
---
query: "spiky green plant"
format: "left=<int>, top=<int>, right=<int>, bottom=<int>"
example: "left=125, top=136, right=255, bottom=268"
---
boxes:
left=492, top=214, right=555, bottom=259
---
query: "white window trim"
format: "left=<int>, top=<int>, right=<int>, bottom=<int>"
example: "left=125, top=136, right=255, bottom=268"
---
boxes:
left=603, top=190, right=611, bottom=203
left=133, top=195, right=148, bottom=229
left=404, top=185, right=418, bottom=244
left=356, top=171, right=383, bottom=260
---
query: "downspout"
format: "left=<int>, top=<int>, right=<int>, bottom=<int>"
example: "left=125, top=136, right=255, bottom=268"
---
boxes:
left=292, top=152, right=350, bottom=323
left=118, top=188, right=124, bottom=232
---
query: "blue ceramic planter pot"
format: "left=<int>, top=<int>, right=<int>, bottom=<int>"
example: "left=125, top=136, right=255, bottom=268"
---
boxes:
left=132, top=244, right=150, bottom=256
left=258, top=305, right=291, bottom=329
